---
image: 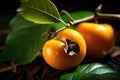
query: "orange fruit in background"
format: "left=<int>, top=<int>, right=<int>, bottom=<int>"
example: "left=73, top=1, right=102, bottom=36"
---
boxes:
left=42, top=28, right=86, bottom=70
left=76, top=22, right=115, bottom=59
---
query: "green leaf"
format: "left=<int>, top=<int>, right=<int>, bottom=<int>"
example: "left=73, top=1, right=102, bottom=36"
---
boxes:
left=17, top=0, right=63, bottom=24
left=0, top=15, right=54, bottom=65
left=60, top=63, right=120, bottom=80
left=0, top=25, right=51, bottom=65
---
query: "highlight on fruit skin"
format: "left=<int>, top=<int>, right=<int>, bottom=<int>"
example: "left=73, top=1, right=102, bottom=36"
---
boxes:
left=76, top=22, right=115, bottom=59
left=42, top=28, right=86, bottom=70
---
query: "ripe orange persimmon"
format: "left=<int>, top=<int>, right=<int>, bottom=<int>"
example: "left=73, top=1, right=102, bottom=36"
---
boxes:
left=76, top=22, right=115, bottom=59
left=42, top=28, right=86, bottom=70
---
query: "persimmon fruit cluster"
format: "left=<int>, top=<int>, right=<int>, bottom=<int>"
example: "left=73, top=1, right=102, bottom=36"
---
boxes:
left=42, top=22, right=115, bottom=70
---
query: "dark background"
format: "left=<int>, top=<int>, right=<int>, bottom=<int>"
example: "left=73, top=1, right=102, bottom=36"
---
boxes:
left=0, top=0, right=120, bottom=28
left=1, top=0, right=120, bottom=14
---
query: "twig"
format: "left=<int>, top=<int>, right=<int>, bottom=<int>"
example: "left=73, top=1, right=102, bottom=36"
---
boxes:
left=0, top=29, right=11, bottom=35
left=0, top=65, right=17, bottom=73
left=61, top=4, right=120, bottom=26
left=45, top=4, right=120, bottom=39
left=96, top=4, right=120, bottom=20
left=111, top=46, right=120, bottom=58
left=70, top=4, right=120, bottom=25
left=69, top=15, right=94, bottom=25
left=97, top=13, right=120, bottom=20
left=0, top=46, right=5, bottom=51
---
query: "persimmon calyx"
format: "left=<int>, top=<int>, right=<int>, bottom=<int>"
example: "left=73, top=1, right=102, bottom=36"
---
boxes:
left=64, top=39, right=80, bottom=56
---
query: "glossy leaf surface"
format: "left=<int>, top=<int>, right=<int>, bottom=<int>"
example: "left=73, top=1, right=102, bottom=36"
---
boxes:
left=60, top=63, right=120, bottom=80
left=17, top=0, right=62, bottom=24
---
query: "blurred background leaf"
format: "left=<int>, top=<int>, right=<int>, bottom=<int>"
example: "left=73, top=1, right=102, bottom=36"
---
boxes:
left=0, top=14, right=53, bottom=65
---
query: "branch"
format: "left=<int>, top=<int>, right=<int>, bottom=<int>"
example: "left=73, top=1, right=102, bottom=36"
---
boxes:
left=96, top=4, right=120, bottom=20
left=55, top=4, right=120, bottom=36
left=97, top=13, right=120, bottom=20
left=0, top=65, right=16, bottom=73
left=69, top=15, right=94, bottom=25
left=67, top=4, right=120, bottom=25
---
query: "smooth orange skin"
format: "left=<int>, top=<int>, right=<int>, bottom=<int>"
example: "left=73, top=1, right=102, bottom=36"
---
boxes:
left=76, top=22, right=115, bottom=59
left=43, top=28, right=86, bottom=70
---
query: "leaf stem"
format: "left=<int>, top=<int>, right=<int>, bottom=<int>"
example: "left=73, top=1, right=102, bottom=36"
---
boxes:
left=59, top=19, right=68, bottom=26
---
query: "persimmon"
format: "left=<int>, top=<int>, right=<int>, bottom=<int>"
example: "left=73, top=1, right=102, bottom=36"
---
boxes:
left=76, top=22, right=115, bottom=59
left=42, top=28, right=86, bottom=70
